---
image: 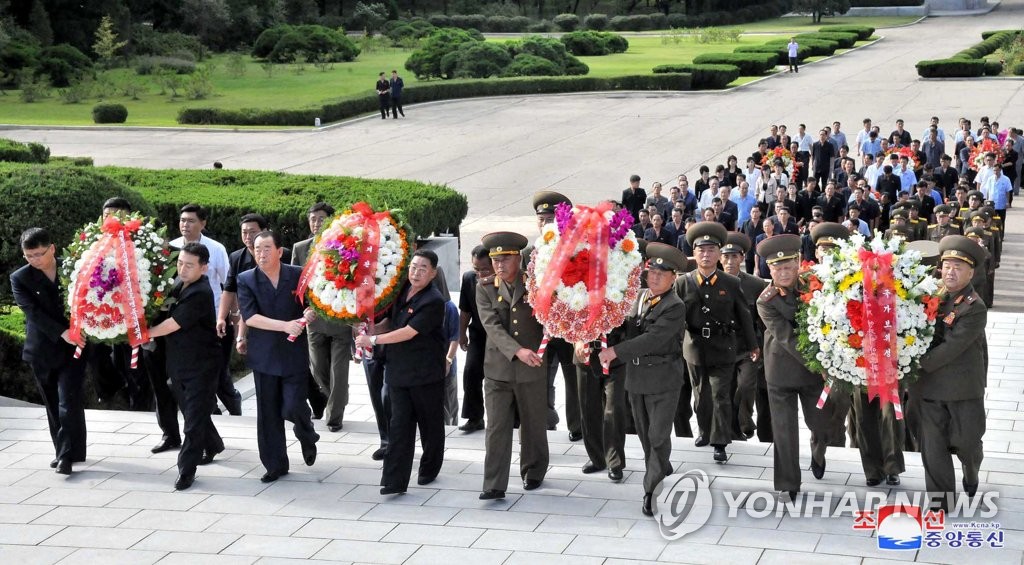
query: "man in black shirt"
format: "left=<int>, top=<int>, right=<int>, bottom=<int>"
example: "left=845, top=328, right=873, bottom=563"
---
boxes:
left=875, top=166, right=902, bottom=203
left=458, top=246, right=493, bottom=433
left=811, top=129, right=836, bottom=191
left=622, top=174, right=647, bottom=221
left=817, top=182, right=846, bottom=222
left=375, top=72, right=391, bottom=119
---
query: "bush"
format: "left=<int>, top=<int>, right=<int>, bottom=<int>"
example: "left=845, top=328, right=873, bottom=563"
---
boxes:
left=0, top=138, right=50, bottom=163
left=92, top=103, right=128, bottom=124
left=795, top=32, right=858, bottom=49
left=584, top=14, right=609, bottom=31
left=427, top=14, right=451, bottom=27
left=984, top=60, right=1003, bottom=76
left=735, top=43, right=812, bottom=60
left=651, top=63, right=739, bottom=89
left=692, top=52, right=778, bottom=75
left=252, top=25, right=292, bottom=59
left=820, top=25, right=874, bottom=41
left=609, top=15, right=652, bottom=32
left=446, top=41, right=512, bottom=78
left=1013, top=61, right=1024, bottom=75
left=553, top=14, right=580, bottom=32
left=504, top=53, right=561, bottom=77
left=560, top=31, right=629, bottom=56
left=510, top=35, right=588, bottom=75
left=131, top=25, right=205, bottom=60
left=178, top=74, right=691, bottom=127
left=258, top=25, right=361, bottom=63
left=850, top=0, right=922, bottom=5
left=484, top=15, right=531, bottom=33
left=528, top=20, right=555, bottom=33
left=449, top=14, right=486, bottom=31
left=765, top=37, right=839, bottom=57
left=36, top=44, right=93, bottom=88
left=135, top=56, right=196, bottom=75
left=405, top=27, right=483, bottom=79
left=915, top=59, right=985, bottom=78
left=982, top=29, right=1023, bottom=40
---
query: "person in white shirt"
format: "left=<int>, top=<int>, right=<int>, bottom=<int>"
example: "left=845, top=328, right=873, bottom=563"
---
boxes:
left=787, top=38, right=799, bottom=73
left=744, top=156, right=762, bottom=190
left=697, top=178, right=721, bottom=211
left=920, top=116, right=945, bottom=144
left=974, top=152, right=999, bottom=190
left=830, top=121, right=847, bottom=153
left=855, top=118, right=872, bottom=157
left=169, top=204, right=230, bottom=313
left=794, top=124, right=812, bottom=155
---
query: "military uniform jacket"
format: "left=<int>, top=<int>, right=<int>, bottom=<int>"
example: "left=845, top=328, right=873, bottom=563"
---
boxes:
left=676, top=270, right=757, bottom=367
left=927, top=223, right=960, bottom=242
left=476, top=274, right=546, bottom=383
left=737, top=271, right=768, bottom=354
left=912, top=285, right=987, bottom=401
left=616, top=289, right=687, bottom=395
left=757, top=285, right=820, bottom=388
left=910, top=218, right=928, bottom=241
left=884, top=226, right=915, bottom=241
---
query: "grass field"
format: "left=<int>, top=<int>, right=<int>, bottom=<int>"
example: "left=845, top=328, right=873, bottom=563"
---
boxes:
left=0, top=16, right=908, bottom=127
left=723, top=15, right=918, bottom=33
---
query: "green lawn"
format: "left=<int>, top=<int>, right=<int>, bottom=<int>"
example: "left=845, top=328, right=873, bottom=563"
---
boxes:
left=726, top=15, right=918, bottom=33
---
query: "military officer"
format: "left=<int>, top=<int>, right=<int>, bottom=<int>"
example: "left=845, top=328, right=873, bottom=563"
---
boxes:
left=756, top=234, right=832, bottom=500
left=958, top=190, right=984, bottom=224
left=927, top=205, right=960, bottom=241
left=979, top=206, right=1003, bottom=262
left=983, top=201, right=1004, bottom=241
left=476, top=232, right=548, bottom=500
left=904, top=201, right=928, bottom=241
left=884, top=209, right=915, bottom=241
left=963, top=227, right=995, bottom=308
left=908, top=235, right=988, bottom=511
left=598, top=243, right=688, bottom=517
left=677, top=222, right=758, bottom=462
left=719, top=233, right=767, bottom=440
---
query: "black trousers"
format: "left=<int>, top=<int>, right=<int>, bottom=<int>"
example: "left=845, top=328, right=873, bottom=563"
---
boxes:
left=689, top=362, right=734, bottom=446
left=908, top=396, right=985, bottom=507
left=142, top=343, right=181, bottom=443
left=113, top=343, right=152, bottom=411
left=546, top=338, right=580, bottom=433
left=378, top=95, right=390, bottom=118
left=853, top=392, right=905, bottom=481
left=363, top=357, right=390, bottom=450
left=788, top=54, right=799, bottom=72
left=216, top=324, right=242, bottom=415
left=673, top=360, right=694, bottom=437
left=577, top=362, right=626, bottom=471
left=381, top=379, right=445, bottom=490
left=171, top=368, right=223, bottom=475
left=253, top=371, right=319, bottom=474
left=460, top=331, right=486, bottom=421
left=87, top=343, right=122, bottom=402
left=31, top=357, right=87, bottom=462
left=390, top=95, right=403, bottom=117
left=755, top=366, right=773, bottom=442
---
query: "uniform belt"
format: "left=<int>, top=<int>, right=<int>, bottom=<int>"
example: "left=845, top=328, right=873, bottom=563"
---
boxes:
left=690, top=326, right=735, bottom=338
left=631, top=354, right=676, bottom=366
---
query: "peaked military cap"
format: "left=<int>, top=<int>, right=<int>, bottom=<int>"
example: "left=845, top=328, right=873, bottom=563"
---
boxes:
left=721, top=232, right=751, bottom=255
left=637, top=238, right=649, bottom=261
left=939, top=234, right=987, bottom=267
left=482, top=232, right=528, bottom=257
left=901, top=200, right=920, bottom=211
left=756, top=234, right=802, bottom=265
left=968, top=209, right=990, bottom=223
left=963, top=226, right=986, bottom=239
left=980, top=205, right=997, bottom=217
left=966, top=189, right=984, bottom=201
left=532, top=191, right=571, bottom=216
left=686, top=221, right=728, bottom=248
left=891, top=209, right=909, bottom=221
left=645, top=242, right=689, bottom=272
left=811, top=222, right=849, bottom=247
left=934, top=204, right=953, bottom=215
left=906, top=239, right=940, bottom=267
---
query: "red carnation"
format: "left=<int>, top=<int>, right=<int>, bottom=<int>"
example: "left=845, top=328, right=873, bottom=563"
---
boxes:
left=560, top=250, right=591, bottom=287
left=847, top=300, right=864, bottom=332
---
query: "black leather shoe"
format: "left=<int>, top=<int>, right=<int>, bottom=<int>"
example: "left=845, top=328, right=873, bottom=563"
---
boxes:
left=523, top=478, right=542, bottom=491
left=866, top=477, right=882, bottom=487
left=371, top=447, right=386, bottom=461
left=713, top=446, right=727, bottom=462
left=55, top=459, right=72, bottom=475
left=582, top=462, right=606, bottom=474
left=458, top=419, right=484, bottom=433
left=174, top=471, right=195, bottom=490
left=694, top=435, right=709, bottom=447
left=608, top=468, right=623, bottom=482
left=886, top=474, right=901, bottom=486
left=963, top=480, right=978, bottom=497
left=568, top=431, right=583, bottom=442
left=151, top=438, right=182, bottom=454
left=810, top=457, right=826, bottom=480
left=49, top=458, right=58, bottom=469
left=786, top=490, right=799, bottom=501
left=642, top=493, right=653, bottom=516
left=417, top=475, right=436, bottom=486
left=301, top=442, right=317, bottom=466
left=380, top=485, right=407, bottom=495
left=225, top=391, right=242, bottom=416
left=479, top=489, right=505, bottom=500
left=260, top=469, right=287, bottom=483
left=328, top=424, right=343, bottom=433
left=743, top=429, right=756, bottom=439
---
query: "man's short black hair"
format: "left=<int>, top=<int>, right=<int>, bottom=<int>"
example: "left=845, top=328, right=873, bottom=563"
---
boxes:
left=413, top=249, right=438, bottom=268
left=180, top=203, right=208, bottom=222
left=883, top=165, right=893, bottom=174
left=103, top=197, right=132, bottom=212
left=181, top=242, right=210, bottom=264
left=254, top=230, right=281, bottom=248
left=629, top=174, right=641, bottom=182
left=240, top=213, right=269, bottom=230
left=20, top=227, right=51, bottom=249
left=471, top=245, right=489, bottom=261
left=308, top=202, right=335, bottom=216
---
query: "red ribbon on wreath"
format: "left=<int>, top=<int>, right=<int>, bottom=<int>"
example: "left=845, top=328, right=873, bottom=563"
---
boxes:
left=533, top=202, right=613, bottom=338
left=857, top=248, right=902, bottom=419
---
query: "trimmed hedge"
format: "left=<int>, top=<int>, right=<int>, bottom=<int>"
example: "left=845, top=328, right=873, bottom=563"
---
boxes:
left=982, top=29, right=1023, bottom=40
left=820, top=25, right=875, bottom=41
left=766, top=38, right=839, bottom=57
left=917, top=30, right=1022, bottom=77
left=651, top=63, right=739, bottom=89
left=0, top=307, right=43, bottom=406
left=178, top=74, right=693, bottom=127
left=734, top=43, right=812, bottom=60
left=915, top=59, right=985, bottom=78
left=984, top=60, right=1003, bottom=76
left=691, top=52, right=777, bottom=75
left=93, top=103, right=128, bottom=124
left=0, top=138, right=50, bottom=163
left=1013, top=61, right=1024, bottom=76
left=850, top=0, right=921, bottom=5
left=560, top=31, right=629, bottom=56
left=953, top=30, right=1020, bottom=60
left=794, top=32, right=858, bottom=49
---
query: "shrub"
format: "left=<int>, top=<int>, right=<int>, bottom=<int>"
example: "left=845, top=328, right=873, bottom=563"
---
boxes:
left=449, top=14, right=486, bottom=31
left=795, top=32, right=858, bottom=49
left=447, top=41, right=512, bottom=78
left=509, top=35, right=588, bottom=75
left=692, top=52, right=778, bottom=75
left=850, top=0, right=921, bottom=5
left=504, top=53, right=561, bottom=77
left=765, top=37, right=838, bottom=57
left=18, top=73, right=51, bottom=103
left=131, top=25, right=205, bottom=60
left=560, top=31, right=629, bottom=56
left=820, top=25, right=874, bottom=41
left=485, top=15, right=531, bottom=33
left=984, top=60, right=1003, bottom=76
left=92, top=103, right=128, bottom=123
left=982, top=29, right=1023, bottom=40
left=1013, top=61, right=1024, bottom=75
left=609, top=15, right=652, bottom=32
left=0, top=138, right=50, bottom=164
left=427, top=14, right=451, bottom=27
left=915, top=59, right=985, bottom=78
left=553, top=14, right=580, bottom=32
left=405, top=27, right=483, bottom=79
left=252, top=25, right=292, bottom=59
left=528, top=20, right=555, bottom=33
left=36, top=44, right=93, bottom=88
left=735, top=43, right=812, bottom=60
left=584, top=14, right=609, bottom=31
left=651, top=63, right=739, bottom=89
left=260, top=25, right=361, bottom=63
left=135, top=56, right=197, bottom=75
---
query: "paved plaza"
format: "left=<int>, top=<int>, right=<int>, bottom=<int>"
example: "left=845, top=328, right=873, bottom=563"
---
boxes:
left=4, top=3, right=1024, bottom=563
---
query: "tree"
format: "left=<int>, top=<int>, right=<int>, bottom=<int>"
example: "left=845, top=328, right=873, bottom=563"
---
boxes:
left=179, top=0, right=232, bottom=50
left=352, top=2, right=388, bottom=36
left=791, top=0, right=850, bottom=24
left=27, top=0, right=52, bottom=47
left=92, top=15, right=126, bottom=67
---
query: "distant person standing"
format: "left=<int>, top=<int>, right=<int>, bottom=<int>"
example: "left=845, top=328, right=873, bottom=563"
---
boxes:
left=390, top=70, right=405, bottom=119
left=375, top=72, right=391, bottom=120
left=787, top=38, right=799, bottom=73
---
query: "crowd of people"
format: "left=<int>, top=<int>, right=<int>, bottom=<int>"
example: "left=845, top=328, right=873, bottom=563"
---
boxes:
left=10, top=114, right=1005, bottom=517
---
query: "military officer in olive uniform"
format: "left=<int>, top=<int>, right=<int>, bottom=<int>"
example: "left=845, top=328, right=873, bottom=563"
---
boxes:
left=719, top=233, right=768, bottom=440
left=677, top=222, right=758, bottom=462
left=908, top=235, right=988, bottom=511
left=598, top=243, right=688, bottom=517
left=904, top=201, right=928, bottom=241
left=927, top=205, right=961, bottom=242
left=963, top=227, right=994, bottom=308
left=476, top=232, right=549, bottom=500
left=756, top=234, right=832, bottom=500
left=884, top=209, right=916, bottom=241
left=958, top=190, right=984, bottom=224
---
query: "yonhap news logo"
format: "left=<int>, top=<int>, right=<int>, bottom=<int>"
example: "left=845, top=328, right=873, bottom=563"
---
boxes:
left=655, top=470, right=713, bottom=540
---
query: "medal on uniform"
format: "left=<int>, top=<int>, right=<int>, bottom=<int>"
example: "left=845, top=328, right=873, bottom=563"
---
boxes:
left=943, top=311, right=956, bottom=325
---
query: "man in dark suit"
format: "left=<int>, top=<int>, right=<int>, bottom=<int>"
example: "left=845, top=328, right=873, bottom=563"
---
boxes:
left=11, top=228, right=88, bottom=475
left=236, top=230, right=319, bottom=483
left=599, top=243, right=688, bottom=516
left=621, top=174, right=647, bottom=222
left=457, top=245, right=493, bottom=433
left=811, top=129, right=836, bottom=191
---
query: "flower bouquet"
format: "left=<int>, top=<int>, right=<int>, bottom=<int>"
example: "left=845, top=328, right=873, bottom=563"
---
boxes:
left=61, top=213, right=176, bottom=366
left=796, top=232, right=941, bottom=417
left=760, top=147, right=802, bottom=185
left=527, top=202, right=643, bottom=371
left=969, top=137, right=1004, bottom=171
left=297, top=202, right=410, bottom=354
left=884, top=146, right=919, bottom=171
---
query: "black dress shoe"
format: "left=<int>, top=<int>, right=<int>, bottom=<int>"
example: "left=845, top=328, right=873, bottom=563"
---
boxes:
left=151, top=438, right=182, bottom=454
left=582, top=462, right=606, bottom=474
left=371, top=447, right=386, bottom=461
left=568, top=431, right=583, bottom=442
left=743, top=429, right=756, bottom=439
left=523, top=478, right=542, bottom=491
left=963, top=479, right=978, bottom=497
left=458, top=419, right=484, bottom=432
left=380, top=485, right=407, bottom=495
left=608, top=468, right=623, bottom=482
left=642, top=493, right=653, bottom=516
left=199, top=446, right=224, bottom=466
left=713, top=446, right=727, bottom=462
left=866, top=477, right=882, bottom=487
left=49, top=458, right=58, bottom=469
left=174, top=471, right=195, bottom=490
left=55, top=459, right=72, bottom=475
left=328, top=424, right=343, bottom=433
left=479, top=489, right=505, bottom=500
left=886, top=474, right=901, bottom=486
left=417, top=475, right=436, bottom=486
left=694, top=435, right=709, bottom=447
left=786, top=490, right=799, bottom=501
left=260, top=469, right=287, bottom=483
left=810, top=457, right=826, bottom=480
left=301, top=442, right=317, bottom=466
